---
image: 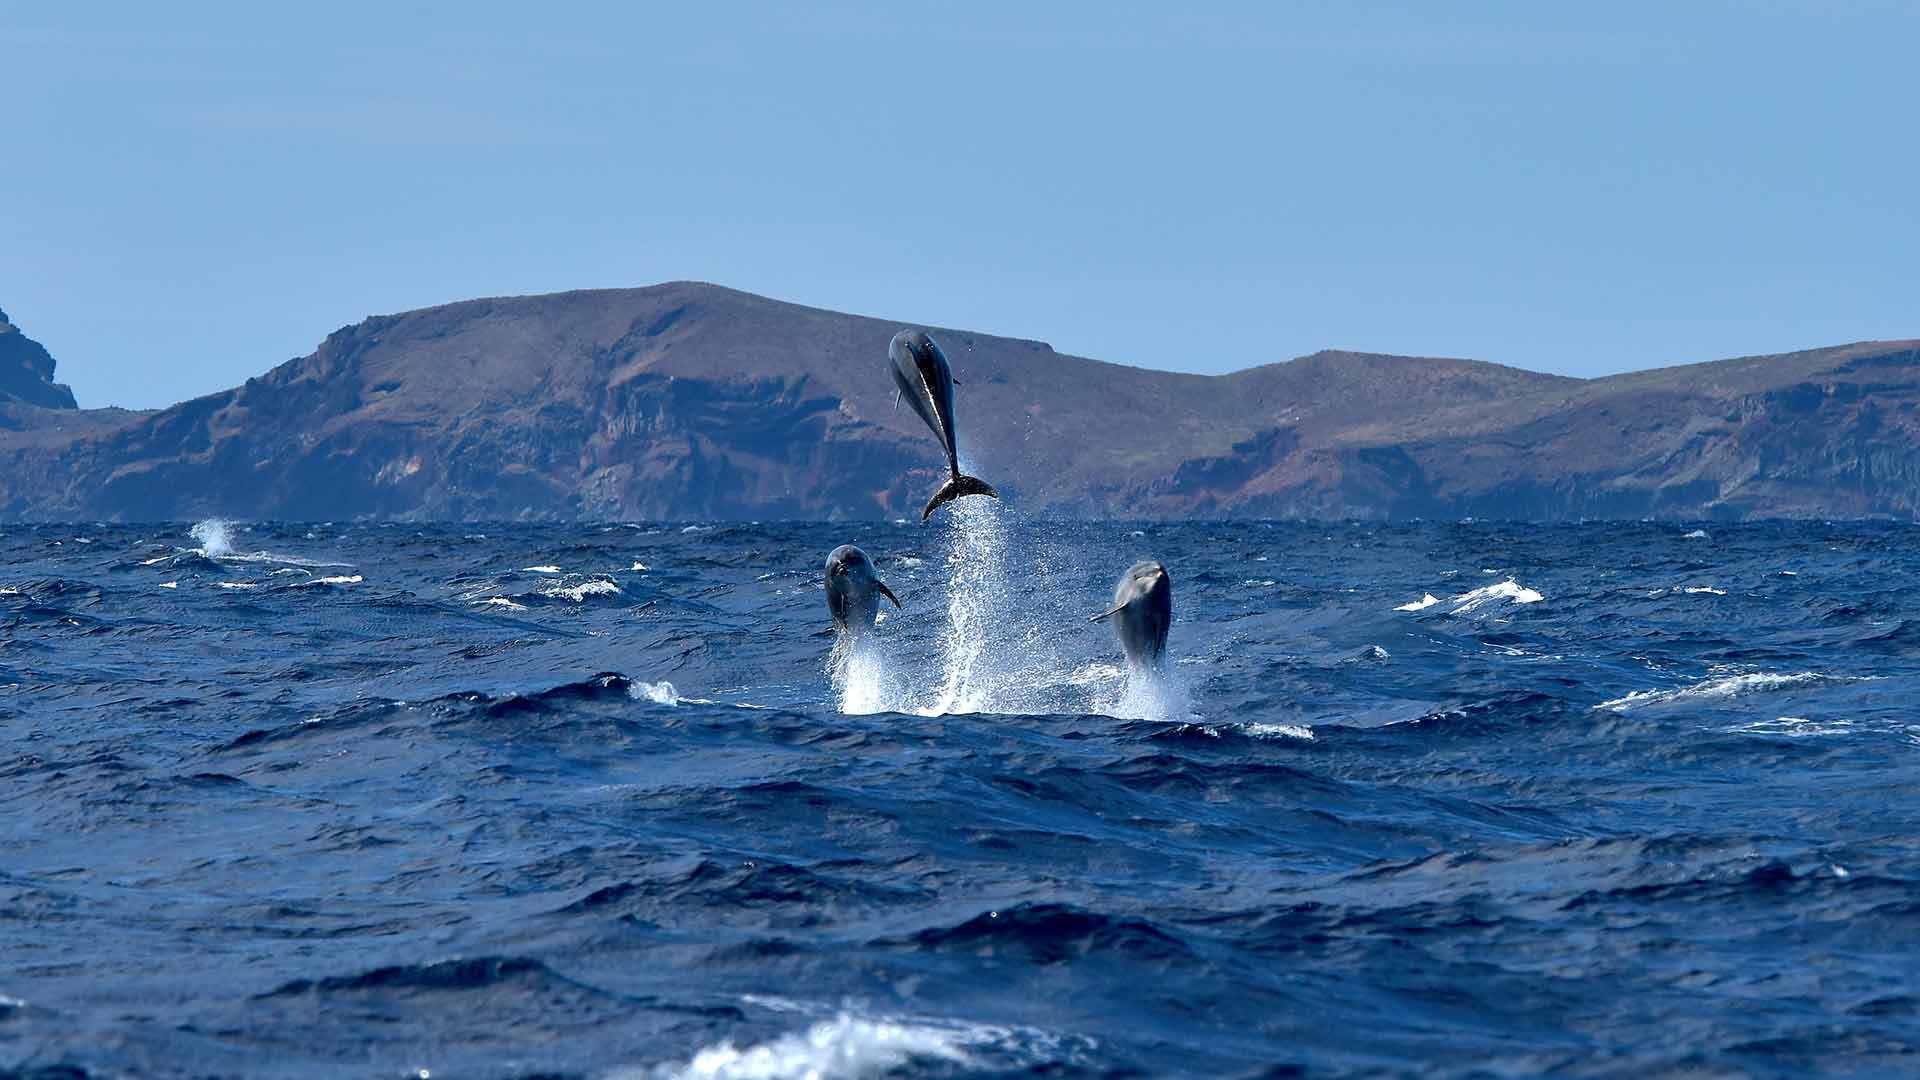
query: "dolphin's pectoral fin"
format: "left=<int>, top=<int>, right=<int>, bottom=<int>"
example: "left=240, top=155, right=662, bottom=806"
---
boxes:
left=876, top=580, right=901, bottom=609
left=920, top=474, right=999, bottom=520
left=1089, top=604, right=1125, bottom=623
left=893, top=388, right=901, bottom=412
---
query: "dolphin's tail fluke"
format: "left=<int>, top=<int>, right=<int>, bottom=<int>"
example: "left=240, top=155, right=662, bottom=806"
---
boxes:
left=921, top=474, right=998, bottom=520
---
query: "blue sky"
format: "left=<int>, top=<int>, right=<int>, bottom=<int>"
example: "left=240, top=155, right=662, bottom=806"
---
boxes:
left=4, top=2, right=1916, bottom=409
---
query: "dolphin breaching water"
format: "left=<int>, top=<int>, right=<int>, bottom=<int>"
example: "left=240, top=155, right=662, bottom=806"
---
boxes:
left=1091, top=560, right=1173, bottom=671
left=824, top=544, right=900, bottom=639
left=888, top=329, right=999, bottom=520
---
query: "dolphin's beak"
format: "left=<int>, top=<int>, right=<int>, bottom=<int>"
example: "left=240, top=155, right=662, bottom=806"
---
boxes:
left=876, top=580, right=901, bottom=609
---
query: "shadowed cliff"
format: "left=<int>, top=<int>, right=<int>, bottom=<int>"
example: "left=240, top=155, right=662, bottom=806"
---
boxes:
left=1, top=283, right=1916, bottom=520
left=0, top=306, right=79, bottom=411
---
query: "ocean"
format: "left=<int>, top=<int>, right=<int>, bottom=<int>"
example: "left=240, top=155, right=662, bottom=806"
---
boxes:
left=2, top=509, right=1916, bottom=1078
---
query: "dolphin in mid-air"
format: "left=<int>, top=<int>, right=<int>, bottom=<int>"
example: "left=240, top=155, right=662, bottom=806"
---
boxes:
left=1091, top=560, right=1172, bottom=671
left=888, top=329, right=998, bottom=520
left=825, top=544, right=900, bottom=639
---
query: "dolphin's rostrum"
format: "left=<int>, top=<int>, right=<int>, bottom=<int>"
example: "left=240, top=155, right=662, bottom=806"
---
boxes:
left=825, top=544, right=900, bottom=639
left=1091, top=560, right=1172, bottom=671
left=888, top=329, right=999, bottom=520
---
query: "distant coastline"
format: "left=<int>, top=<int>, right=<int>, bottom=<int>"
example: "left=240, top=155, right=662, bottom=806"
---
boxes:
left=3, top=282, right=1917, bottom=522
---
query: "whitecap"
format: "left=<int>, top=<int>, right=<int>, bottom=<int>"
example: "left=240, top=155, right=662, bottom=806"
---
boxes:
left=1595, top=671, right=1864, bottom=711
left=522, top=565, right=562, bottom=574
left=1682, top=528, right=1710, bottom=539
left=217, top=581, right=261, bottom=590
left=479, top=597, right=527, bottom=611
left=1395, top=593, right=1441, bottom=612
left=1245, top=722, right=1315, bottom=740
left=302, top=575, right=363, bottom=587
left=543, top=578, right=621, bottom=602
left=621, top=1013, right=970, bottom=1080
left=1449, top=579, right=1544, bottom=614
left=1682, top=585, right=1727, bottom=596
left=158, top=581, right=178, bottom=589
left=630, top=680, right=679, bottom=706
left=630, top=562, right=651, bottom=572
left=1731, top=715, right=1856, bottom=737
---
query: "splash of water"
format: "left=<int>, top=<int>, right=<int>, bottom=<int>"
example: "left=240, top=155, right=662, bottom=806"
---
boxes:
left=190, top=518, right=235, bottom=557
left=830, top=635, right=899, bottom=716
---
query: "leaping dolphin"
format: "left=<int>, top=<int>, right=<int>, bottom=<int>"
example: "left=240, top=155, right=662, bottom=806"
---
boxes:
left=825, top=544, right=900, bottom=639
left=1091, top=560, right=1172, bottom=671
left=888, top=329, right=998, bottom=520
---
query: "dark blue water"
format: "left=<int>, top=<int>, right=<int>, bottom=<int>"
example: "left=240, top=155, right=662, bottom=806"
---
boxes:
left=3, top=512, right=1917, bottom=1078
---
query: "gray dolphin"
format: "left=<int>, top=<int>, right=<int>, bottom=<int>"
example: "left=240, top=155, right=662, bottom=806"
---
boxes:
left=1090, top=560, right=1172, bottom=671
left=825, top=544, right=900, bottom=638
left=888, top=329, right=999, bottom=520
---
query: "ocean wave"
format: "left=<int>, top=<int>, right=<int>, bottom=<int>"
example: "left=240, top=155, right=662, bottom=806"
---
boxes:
left=1595, top=671, right=1866, bottom=711
left=1450, top=579, right=1545, bottom=614
left=620, top=1012, right=973, bottom=1080
left=1394, top=579, right=1543, bottom=615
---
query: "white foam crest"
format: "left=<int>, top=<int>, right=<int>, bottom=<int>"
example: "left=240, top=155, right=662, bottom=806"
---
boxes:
left=1449, top=579, right=1544, bottom=614
left=217, top=581, right=261, bottom=590
left=620, top=1014, right=971, bottom=1080
left=543, top=578, right=622, bottom=602
left=190, top=518, right=235, bottom=557
left=1595, top=671, right=1860, bottom=711
left=1682, top=528, right=1710, bottom=540
left=480, top=597, right=527, bottom=611
left=301, top=575, right=363, bottom=587
left=1395, top=593, right=1441, bottom=612
left=1245, top=722, right=1316, bottom=740
left=523, top=565, right=562, bottom=574
left=158, top=581, right=178, bottom=589
left=631, top=561, right=651, bottom=572
left=1683, top=585, right=1727, bottom=596
left=630, top=680, right=679, bottom=705
left=1732, top=715, right=1857, bottom=737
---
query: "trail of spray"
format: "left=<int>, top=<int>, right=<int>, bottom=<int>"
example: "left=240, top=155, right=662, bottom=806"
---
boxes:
left=931, top=497, right=1012, bottom=714
left=829, top=495, right=1195, bottom=720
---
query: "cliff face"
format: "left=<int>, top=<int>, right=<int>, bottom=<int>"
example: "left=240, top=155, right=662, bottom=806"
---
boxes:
left=1, top=283, right=1916, bottom=521
left=0, top=306, right=79, bottom=411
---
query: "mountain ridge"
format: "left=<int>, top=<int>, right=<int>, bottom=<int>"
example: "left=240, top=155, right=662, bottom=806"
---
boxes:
left=1, top=283, right=1916, bottom=520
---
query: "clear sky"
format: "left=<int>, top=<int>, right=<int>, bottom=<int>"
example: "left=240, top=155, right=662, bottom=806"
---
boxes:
left=4, top=2, right=1917, bottom=410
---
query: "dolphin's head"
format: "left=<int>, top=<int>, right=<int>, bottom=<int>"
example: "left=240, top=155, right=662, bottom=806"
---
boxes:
left=825, top=544, right=900, bottom=616
left=826, top=544, right=874, bottom=587
left=889, top=329, right=947, bottom=376
left=1126, top=560, right=1170, bottom=594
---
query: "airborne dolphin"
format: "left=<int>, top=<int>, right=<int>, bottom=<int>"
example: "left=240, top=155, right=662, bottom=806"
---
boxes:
left=1091, top=560, right=1172, bottom=671
left=888, top=329, right=998, bottom=520
left=825, top=544, right=900, bottom=639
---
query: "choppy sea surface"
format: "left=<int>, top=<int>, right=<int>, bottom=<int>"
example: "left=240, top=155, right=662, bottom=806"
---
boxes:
left=3, top=512, right=1917, bottom=1079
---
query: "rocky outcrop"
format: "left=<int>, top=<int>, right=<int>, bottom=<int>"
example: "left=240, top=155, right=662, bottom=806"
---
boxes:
left=0, top=285, right=1915, bottom=520
left=0, top=306, right=78, bottom=410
